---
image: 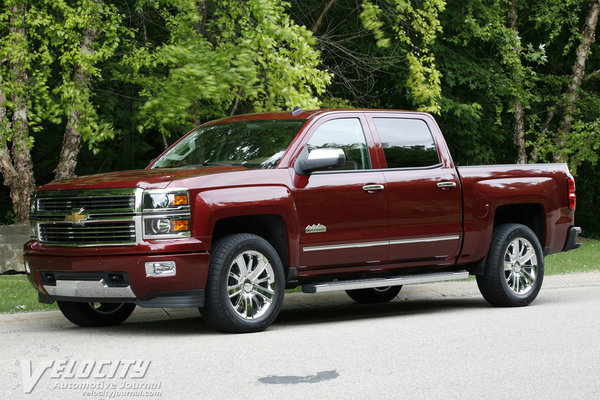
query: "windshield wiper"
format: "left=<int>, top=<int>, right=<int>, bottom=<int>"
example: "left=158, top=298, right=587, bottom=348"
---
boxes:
left=175, top=162, right=234, bottom=168
left=202, top=162, right=234, bottom=166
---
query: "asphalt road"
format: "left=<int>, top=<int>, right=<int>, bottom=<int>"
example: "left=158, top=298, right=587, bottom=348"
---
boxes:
left=2, top=272, right=599, bottom=400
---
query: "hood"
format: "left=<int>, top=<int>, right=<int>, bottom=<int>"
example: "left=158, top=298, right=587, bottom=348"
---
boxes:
left=37, top=166, right=248, bottom=192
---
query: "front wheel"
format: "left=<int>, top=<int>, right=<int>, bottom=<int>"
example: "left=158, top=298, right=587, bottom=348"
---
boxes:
left=346, top=286, right=402, bottom=303
left=477, top=223, right=544, bottom=307
left=201, top=234, right=285, bottom=333
left=57, top=301, right=136, bottom=327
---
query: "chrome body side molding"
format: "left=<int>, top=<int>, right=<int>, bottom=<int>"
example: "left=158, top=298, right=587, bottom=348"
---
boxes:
left=303, top=235, right=460, bottom=253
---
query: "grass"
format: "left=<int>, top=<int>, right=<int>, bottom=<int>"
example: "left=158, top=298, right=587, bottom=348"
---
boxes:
left=2, top=238, right=598, bottom=314
left=544, top=237, right=600, bottom=274
left=0, top=275, right=58, bottom=313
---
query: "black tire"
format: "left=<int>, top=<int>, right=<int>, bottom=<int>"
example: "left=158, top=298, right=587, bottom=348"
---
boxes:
left=57, top=301, right=136, bottom=327
left=201, top=233, right=285, bottom=333
left=477, top=223, right=544, bottom=307
left=346, top=286, right=402, bottom=304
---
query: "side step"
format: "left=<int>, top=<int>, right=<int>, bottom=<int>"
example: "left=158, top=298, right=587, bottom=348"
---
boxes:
left=302, top=271, right=469, bottom=294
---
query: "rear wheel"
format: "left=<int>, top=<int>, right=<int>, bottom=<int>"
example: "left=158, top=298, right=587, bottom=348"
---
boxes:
left=57, top=301, right=136, bottom=327
left=201, top=234, right=285, bottom=333
left=346, top=286, right=402, bottom=303
left=477, top=223, right=544, bottom=307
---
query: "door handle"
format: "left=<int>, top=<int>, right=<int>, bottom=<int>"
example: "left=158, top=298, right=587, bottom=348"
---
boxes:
left=437, top=181, right=457, bottom=189
left=363, top=184, right=384, bottom=193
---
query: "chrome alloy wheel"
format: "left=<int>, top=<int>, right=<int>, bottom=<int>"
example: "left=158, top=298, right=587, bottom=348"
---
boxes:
left=504, top=237, right=538, bottom=295
left=373, top=286, right=392, bottom=293
left=88, top=302, right=124, bottom=315
left=226, top=250, right=276, bottom=320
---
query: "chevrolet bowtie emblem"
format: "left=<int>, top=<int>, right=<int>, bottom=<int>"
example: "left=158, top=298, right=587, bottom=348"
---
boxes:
left=65, top=208, right=88, bottom=225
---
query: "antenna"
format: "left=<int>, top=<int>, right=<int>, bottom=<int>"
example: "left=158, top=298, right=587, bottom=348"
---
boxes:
left=291, top=106, right=302, bottom=116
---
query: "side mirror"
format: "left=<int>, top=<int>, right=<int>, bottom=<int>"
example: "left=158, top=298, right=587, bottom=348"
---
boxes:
left=294, top=147, right=346, bottom=175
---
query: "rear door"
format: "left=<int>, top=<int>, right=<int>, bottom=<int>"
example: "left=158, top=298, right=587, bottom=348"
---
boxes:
left=291, top=113, right=388, bottom=271
left=366, top=113, right=462, bottom=267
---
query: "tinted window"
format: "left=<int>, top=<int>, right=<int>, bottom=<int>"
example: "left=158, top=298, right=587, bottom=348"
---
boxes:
left=373, top=118, right=439, bottom=168
left=307, top=118, right=371, bottom=170
left=151, top=119, right=305, bottom=169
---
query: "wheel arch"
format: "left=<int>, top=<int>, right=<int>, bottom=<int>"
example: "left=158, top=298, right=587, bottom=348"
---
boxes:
left=192, top=185, right=300, bottom=274
left=493, top=203, right=545, bottom=247
left=212, top=214, right=290, bottom=277
left=467, top=203, right=545, bottom=276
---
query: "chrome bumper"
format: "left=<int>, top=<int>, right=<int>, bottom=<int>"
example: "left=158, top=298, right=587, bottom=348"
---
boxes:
left=43, top=279, right=136, bottom=299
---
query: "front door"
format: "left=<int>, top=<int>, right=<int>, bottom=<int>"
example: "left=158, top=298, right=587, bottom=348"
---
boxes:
left=292, top=114, right=388, bottom=271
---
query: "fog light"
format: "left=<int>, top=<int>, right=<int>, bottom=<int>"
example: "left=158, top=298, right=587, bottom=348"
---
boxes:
left=24, top=261, right=31, bottom=274
left=151, top=218, right=171, bottom=234
left=145, top=261, right=176, bottom=277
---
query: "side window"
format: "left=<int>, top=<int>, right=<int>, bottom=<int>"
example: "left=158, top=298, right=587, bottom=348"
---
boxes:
left=373, top=118, right=440, bottom=168
left=306, top=118, right=371, bottom=170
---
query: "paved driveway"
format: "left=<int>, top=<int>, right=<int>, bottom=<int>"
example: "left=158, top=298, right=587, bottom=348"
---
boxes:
left=2, top=272, right=599, bottom=400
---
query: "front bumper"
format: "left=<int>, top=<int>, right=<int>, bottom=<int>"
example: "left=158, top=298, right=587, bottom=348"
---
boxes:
left=562, top=226, right=582, bottom=252
left=25, top=251, right=210, bottom=308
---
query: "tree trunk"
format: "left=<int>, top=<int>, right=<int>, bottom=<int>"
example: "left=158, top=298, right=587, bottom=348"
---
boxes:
left=554, top=0, right=600, bottom=163
left=508, top=0, right=527, bottom=164
left=0, top=86, right=18, bottom=188
left=0, top=3, right=36, bottom=222
left=54, top=25, right=98, bottom=181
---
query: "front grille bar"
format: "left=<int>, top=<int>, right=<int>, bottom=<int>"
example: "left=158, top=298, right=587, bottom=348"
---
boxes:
left=32, top=188, right=143, bottom=247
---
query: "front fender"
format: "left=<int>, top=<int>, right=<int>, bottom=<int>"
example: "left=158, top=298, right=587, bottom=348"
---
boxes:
left=191, top=185, right=299, bottom=264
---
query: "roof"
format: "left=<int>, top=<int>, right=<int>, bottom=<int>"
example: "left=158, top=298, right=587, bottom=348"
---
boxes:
left=204, top=108, right=421, bottom=125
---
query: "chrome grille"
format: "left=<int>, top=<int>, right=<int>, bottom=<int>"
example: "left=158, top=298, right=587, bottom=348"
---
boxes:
left=32, top=188, right=141, bottom=246
left=37, top=196, right=135, bottom=212
left=39, top=222, right=136, bottom=244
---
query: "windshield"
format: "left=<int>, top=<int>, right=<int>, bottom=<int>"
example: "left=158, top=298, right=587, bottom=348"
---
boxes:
left=151, top=119, right=306, bottom=169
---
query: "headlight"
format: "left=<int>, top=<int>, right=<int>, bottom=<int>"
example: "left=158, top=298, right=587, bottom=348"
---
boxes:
left=143, top=190, right=189, bottom=210
left=142, top=189, right=191, bottom=239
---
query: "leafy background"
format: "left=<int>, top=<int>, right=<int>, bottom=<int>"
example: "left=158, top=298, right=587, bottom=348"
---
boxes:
left=0, top=0, right=598, bottom=237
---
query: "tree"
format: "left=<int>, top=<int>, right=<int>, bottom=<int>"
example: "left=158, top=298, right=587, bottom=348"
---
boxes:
left=0, top=1, right=53, bottom=222
left=124, top=0, right=331, bottom=136
left=553, top=0, right=600, bottom=163
left=290, top=0, right=445, bottom=113
left=508, top=0, right=527, bottom=163
left=0, top=0, right=332, bottom=221
left=52, top=0, right=122, bottom=180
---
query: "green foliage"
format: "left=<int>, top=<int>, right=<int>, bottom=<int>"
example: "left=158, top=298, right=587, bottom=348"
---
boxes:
left=0, top=1, right=56, bottom=142
left=360, top=1, right=391, bottom=48
left=393, top=0, right=445, bottom=114
left=123, top=0, right=331, bottom=136
left=1, top=0, right=600, bottom=236
left=48, top=0, right=127, bottom=152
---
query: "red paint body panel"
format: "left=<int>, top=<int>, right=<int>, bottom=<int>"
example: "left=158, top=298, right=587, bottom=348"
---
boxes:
left=37, top=166, right=250, bottom=191
left=24, top=109, right=577, bottom=303
left=26, top=251, right=210, bottom=299
left=294, top=170, right=389, bottom=268
left=458, top=165, right=574, bottom=264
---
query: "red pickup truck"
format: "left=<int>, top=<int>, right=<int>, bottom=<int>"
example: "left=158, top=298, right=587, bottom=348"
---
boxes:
left=24, top=109, right=581, bottom=332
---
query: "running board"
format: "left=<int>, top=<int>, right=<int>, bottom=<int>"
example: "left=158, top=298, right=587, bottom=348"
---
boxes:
left=302, top=271, right=469, bottom=294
